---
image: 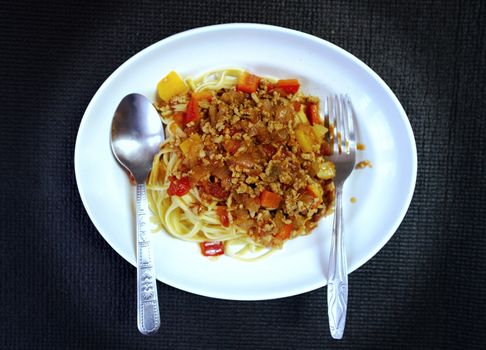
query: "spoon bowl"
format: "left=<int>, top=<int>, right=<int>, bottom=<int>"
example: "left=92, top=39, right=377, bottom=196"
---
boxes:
left=111, top=93, right=164, bottom=183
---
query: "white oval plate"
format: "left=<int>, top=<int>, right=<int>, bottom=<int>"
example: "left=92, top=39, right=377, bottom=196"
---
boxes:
left=75, top=24, right=416, bottom=300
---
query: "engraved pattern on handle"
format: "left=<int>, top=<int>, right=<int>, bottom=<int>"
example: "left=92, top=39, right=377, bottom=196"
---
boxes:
left=136, top=184, right=160, bottom=335
left=327, top=186, right=348, bottom=339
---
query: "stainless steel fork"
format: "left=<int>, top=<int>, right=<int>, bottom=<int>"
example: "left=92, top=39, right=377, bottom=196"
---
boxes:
left=325, top=94, right=357, bottom=339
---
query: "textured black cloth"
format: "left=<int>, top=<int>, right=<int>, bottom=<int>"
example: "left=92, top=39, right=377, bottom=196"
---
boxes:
left=1, top=0, right=485, bottom=349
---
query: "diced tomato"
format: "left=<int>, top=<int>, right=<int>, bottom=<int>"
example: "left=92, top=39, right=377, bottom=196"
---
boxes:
left=275, top=223, right=294, bottom=240
left=183, top=124, right=200, bottom=136
left=200, top=181, right=228, bottom=199
left=320, top=141, right=332, bottom=156
left=167, top=176, right=191, bottom=196
left=292, top=101, right=301, bottom=112
left=229, top=126, right=243, bottom=136
left=262, top=144, right=276, bottom=157
left=223, top=140, right=241, bottom=154
left=172, top=112, right=186, bottom=127
left=200, top=241, right=225, bottom=256
left=306, top=103, right=321, bottom=125
left=189, top=165, right=210, bottom=183
left=215, top=206, right=230, bottom=227
left=236, top=72, right=261, bottom=93
left=260, top=190, right=282, bottom=209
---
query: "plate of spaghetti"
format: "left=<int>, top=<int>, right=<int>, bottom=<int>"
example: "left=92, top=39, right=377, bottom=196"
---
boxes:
left=75, top=24, right=417, bottom=300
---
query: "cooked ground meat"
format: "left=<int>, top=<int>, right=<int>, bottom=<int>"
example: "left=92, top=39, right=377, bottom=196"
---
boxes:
left=355, top=160, right=373, bottom=169
left=159, top=75, right=335, bottom=248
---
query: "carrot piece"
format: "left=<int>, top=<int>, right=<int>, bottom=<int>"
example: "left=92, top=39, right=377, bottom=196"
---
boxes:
left=191, top=90, right=213, bottom=101
left=260, top=190, right=282, bottom=209
left=306, top=103, right=321, bottom=125
left=275, top=223, right=294, bottom=240
left=275, top=79, right=300, bottom=94
left=236, top=72, right=261, bottom=93
left=172, top=112, right=185, bottom=127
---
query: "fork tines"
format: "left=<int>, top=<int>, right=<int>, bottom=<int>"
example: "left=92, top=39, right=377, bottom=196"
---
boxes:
left=324, top=94, right=355, bottom=155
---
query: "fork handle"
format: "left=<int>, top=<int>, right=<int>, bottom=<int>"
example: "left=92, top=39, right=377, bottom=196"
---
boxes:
left=136, top=184, right=160, bottom=335
left=327, top=185, right=348, bottom=339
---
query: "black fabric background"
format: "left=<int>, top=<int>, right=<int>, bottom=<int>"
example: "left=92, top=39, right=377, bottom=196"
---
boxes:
left=1, top=0, right=485, bottom=349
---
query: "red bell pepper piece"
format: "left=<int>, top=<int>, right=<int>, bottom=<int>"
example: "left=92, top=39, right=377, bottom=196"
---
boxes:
left=185, top=91, right=213, bottom=124
left=200, top=241, right=225, bottom=256
left=185, top=98, right=199, bottom=124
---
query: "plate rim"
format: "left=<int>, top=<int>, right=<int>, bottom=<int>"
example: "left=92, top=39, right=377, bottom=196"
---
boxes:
left=74, top=23, right=417, bottom=300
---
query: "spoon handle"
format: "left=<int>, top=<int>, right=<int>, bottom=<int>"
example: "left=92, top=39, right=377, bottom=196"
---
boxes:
left=327, top=185, right=348, bottom=339
left=136, top=184, right=160, bottom=335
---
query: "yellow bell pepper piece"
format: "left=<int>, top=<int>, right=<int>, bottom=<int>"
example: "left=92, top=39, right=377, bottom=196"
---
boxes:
left=295, top=127, right=313, bottom=152
left=294, top=110, right=309, bottom=126
left=317, top=161, right=335, bottom=180
left=157, top=71, right=189, bottom=102
left=312, top=124, right=327, bottom=139
left=307, top=182, right=324, bottom=198
left=179, top=134, right=202, bottom=161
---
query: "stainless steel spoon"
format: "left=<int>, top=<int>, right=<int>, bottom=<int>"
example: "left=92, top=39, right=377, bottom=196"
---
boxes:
left=111, top=93, right=164, bottom=335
